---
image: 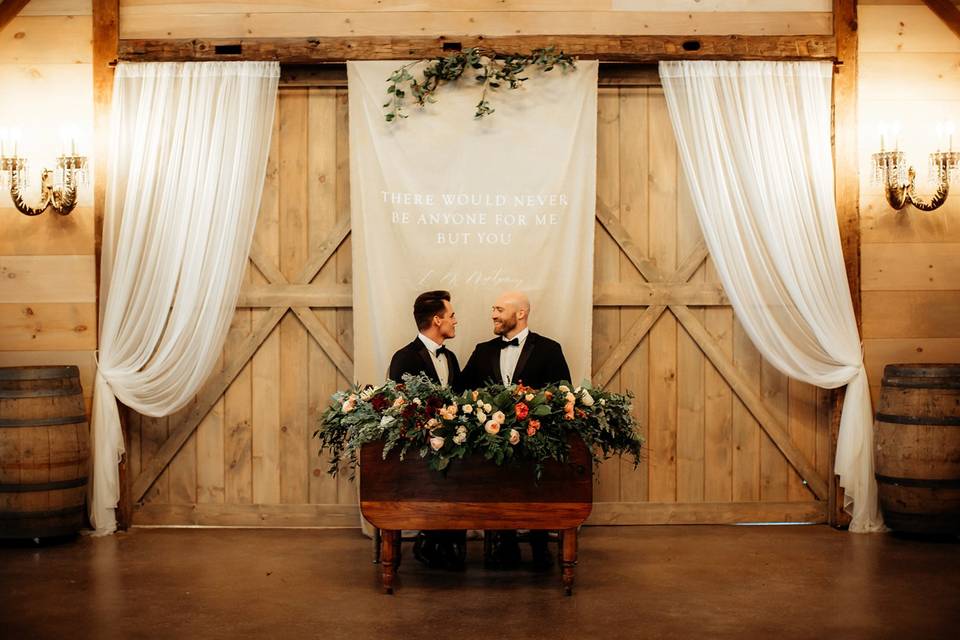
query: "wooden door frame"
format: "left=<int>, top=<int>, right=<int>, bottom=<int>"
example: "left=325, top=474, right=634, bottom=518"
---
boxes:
left=94, top=1, right=860, bottom=528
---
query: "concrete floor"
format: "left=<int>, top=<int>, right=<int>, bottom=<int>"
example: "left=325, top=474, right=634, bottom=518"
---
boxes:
left=1, top=525, right=958, bottom=640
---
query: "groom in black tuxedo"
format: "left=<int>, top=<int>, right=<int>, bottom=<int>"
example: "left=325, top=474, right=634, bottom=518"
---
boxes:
left=388, top=290, right=465, bottom=570
left=389, top=290, right=461, bottom=389
left=461, top=291, right=571, bottom=571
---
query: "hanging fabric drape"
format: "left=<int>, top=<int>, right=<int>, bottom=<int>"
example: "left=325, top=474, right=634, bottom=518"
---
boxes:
left=659, top=60, right=884, bottom=532
left=90, top=61, right=280, bottom=535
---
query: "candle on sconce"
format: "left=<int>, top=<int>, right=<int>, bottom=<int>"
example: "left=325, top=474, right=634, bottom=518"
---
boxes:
left=890, top=122, right=902, bottom=151
left=878, top=122, right=889, bottom=152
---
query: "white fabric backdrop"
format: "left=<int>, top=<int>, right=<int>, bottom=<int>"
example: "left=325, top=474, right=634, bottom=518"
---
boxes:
left=348, top=61, right=598, bottom=385
left=660, top=60, right=884, bottom=532
left=90, top=61, right=279, bottom=534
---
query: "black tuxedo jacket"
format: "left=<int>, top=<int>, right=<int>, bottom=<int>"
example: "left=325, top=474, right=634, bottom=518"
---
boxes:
left=388, top=337, right=462, bottom=388
left=461, top=332, right=571, bottom=390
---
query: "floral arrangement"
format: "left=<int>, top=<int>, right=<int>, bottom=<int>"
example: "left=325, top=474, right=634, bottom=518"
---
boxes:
left=315, top=374, right=643, bottom=479
left=384, top=47, right=576, bottom=122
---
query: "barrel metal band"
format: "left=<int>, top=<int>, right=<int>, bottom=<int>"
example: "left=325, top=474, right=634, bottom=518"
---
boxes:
left=0, top=387, right=81, bottom=399
left=880, top=378, right=960, bottom=390
left=0, top=505, right=84, bottom=520
left=0, top=366, right=79, bottom=380
left=0, top=415, right=87, bottom=428
left=875, top=413, right=960, bottom=426
left=875, top=473, right=960, bottom=489
left=0, top=477, right=88, bottom=492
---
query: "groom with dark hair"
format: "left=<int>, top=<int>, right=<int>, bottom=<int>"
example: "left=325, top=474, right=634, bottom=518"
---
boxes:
left=388, top=290, right=465, bottom=570
left=461, top=290, right=571, bottom=571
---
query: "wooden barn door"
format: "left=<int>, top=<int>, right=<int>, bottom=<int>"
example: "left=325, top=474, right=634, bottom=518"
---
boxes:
left=126, top=76, right=832, bottom=527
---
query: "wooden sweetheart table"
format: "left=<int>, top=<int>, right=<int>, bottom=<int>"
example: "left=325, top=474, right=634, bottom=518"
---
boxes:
left=360, top=437, right=593, bottom=595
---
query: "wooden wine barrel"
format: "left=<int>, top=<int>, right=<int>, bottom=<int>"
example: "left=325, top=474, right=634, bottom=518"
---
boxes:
left=874, top=364, right=960, bottom=534
left=0, top=366, right=89, bottom=539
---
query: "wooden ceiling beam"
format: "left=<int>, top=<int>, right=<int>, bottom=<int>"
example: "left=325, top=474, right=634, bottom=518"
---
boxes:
left=0, top=0, right=32, bottom=33
left=118, top=34, right=837, bottom=64
left=921, top=0, right=960, bottom=41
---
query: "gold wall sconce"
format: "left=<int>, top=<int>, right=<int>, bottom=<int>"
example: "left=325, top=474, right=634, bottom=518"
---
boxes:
left=871, top=122, right=959, bottom=212
left=0, top=127, right=88, bottom=216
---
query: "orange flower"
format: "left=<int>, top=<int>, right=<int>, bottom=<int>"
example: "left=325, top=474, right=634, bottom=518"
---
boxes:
left=545, top=391, right=554, bottom=401
left=564, top=401, right=575, bottom=420
left=515, top=402, right=529, bottom=420
left=528, top=419, right=541, bottom=432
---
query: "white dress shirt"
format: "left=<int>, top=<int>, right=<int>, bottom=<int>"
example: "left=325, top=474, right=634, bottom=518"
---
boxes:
left=499, top=327, right=529, bottom=385
left=417, top=333, right=449, bottom=386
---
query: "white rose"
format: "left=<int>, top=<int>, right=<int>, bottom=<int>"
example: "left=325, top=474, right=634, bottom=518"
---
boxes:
left=559, top=385, right=570, bottom=393
left=508, top=429, right=520, bottom=445
left=426, top=418, right=438, bottom=429
left=525, top=393, right=534, bottom=402
left=484, top=420, right=501, bottom=435
left=580, top=391, right=594, bottom=407
left=379, top=415, right=395, bottom=429
left=453, top=433, right=466, bottom=445
left=484, top=403, right=493, bottom=413
left=429, top=436, right=445, bottom=451
left=413, top=397, right=422, bottom=405
left=462, top=404, right=473, bottom=414
left=492, top=411, right=506, bottom=425
left=476, top=409, right=487, bottom=423
left=599, top=398, right=606, bottom=406
left=566, top=392, right=576, bottom=403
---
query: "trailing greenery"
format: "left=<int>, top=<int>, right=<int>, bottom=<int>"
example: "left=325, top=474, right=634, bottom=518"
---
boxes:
left=314, top=374, right=643, bottom=480
left=384, top=47, right=576, bottom=122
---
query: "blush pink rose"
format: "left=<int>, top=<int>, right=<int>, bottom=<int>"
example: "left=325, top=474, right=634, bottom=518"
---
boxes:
left=509, top=429, right=520, bottom=445
left=484, top=420, right=501, bottom=435
left=429, top=436, right=445, bottom=451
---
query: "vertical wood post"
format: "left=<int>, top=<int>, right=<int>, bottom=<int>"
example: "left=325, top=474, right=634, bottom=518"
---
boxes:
left=92, top=0, right=124, bottom=529
left=831, top=0, right=859, bottom=529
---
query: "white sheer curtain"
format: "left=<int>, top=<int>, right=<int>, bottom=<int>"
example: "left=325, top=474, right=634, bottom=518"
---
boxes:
left=90, top=61, right=279, bottom=534
left=659, top=61, right=884, bottom=532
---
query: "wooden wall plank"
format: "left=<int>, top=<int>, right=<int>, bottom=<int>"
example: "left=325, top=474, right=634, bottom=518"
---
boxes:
left=0, top=256, right=96, bottom=303
left=167, top=406, right=197, bottom=504
left=120, top=0, right=832, bottom=13
left=118, top=11, right=833, bottom=40
left=0, top=303, right=96, bottom=350
left=616, top=86, right=649, bottom=503
left=675, top=163, right=705, bottom=504
left=862, top=243, right=960, bottom=290
left=861, top=196, right=960, bottom=244
left=731, top=319, right=761, bottom=501
left=224, top=280, right=254, bottom=505
left=862, top=290, right=960, bottom=338
left=703, top=288, right=734, bottom=503
left=860, top=53, right=960, bottom=101
left=860, top=4, right=960, bottom=52
left=333, top=87, right=356, bottom=506
left=278, top=87, right=310, bottom=505
left=592, top=87, right=622, bottom=503
left=0, top=16, right=92, bottom=63
left=20, top=1, right=92, bottom=16
left=759, top=359, right=789, bottom=501
left=307, top=86, right=339, bottom=506
left=196, top=352, right=225, bottom=505
left=646, top=88, right=678, bottom=504
left=139, top=414, right=168, bottom=503
left=0, top=207, right=94, bottom=255
left=251, top=112, right=282, bottom=506
left=788, top=380, right=818, bottom=501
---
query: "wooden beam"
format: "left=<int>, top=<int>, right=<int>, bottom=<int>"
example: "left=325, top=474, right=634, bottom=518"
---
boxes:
left=0, top=0, right=31, bottom=33
left=921, top=0, right=960, bottom=40
left=588, top=500, right=826, bottom=525
left=593, top=282, right=728, bottom=307
left=672, top=305, right=829, bottom=501
left=290, top=307, right=354, bottom=381
left=831, top=0, right=858, bottom=529
left=237, top=284, right=352, bottom=308
left=134, top=502, right=360, bottom=528
left=592, top=305, right=667, bottom=389
left=92, top=0, right=121, bottom=527
left=131, top=307, right=287, bottom=503
left=118, top=34, right=837, bottom=64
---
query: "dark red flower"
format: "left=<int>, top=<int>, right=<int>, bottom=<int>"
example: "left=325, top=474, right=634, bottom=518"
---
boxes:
left=371, top=393, right=390, bottom=412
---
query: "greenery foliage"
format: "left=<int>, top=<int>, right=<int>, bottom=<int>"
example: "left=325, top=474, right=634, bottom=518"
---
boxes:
left=315, top=374, right=643, bottom=479
left=384, top=47, right=576, bottom=122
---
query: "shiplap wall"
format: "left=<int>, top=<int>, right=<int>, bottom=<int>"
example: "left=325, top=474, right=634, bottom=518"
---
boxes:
left=0, top=0, right=96, bottom=414
left=858, top=1, right=960, bottom=405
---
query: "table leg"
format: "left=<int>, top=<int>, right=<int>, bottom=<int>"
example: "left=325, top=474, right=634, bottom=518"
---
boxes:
left=561, top=527, right=577, bottom=596
left=380, top=529, right=398, bottom=594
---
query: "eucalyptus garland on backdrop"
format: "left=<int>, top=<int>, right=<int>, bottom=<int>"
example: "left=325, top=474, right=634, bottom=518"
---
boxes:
left=384, top=47, right=576, bottom=121
left=315, top=374, right=643, bottom=480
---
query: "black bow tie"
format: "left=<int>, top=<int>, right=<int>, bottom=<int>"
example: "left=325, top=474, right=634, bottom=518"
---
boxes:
left=499, top=337, right=520, bottom=349
left=435, top=345, right=449, bottom=358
